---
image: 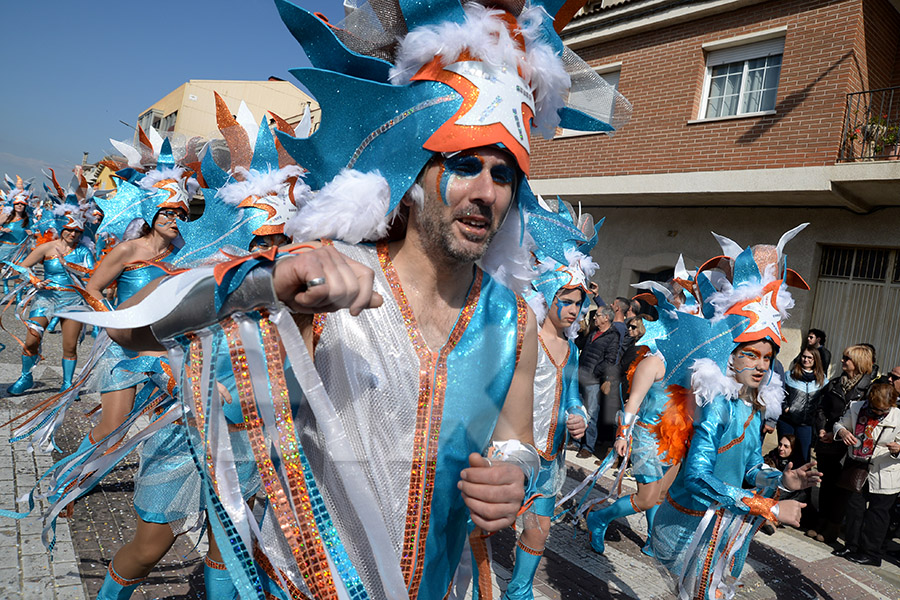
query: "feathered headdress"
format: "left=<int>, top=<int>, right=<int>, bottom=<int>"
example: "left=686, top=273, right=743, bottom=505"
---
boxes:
left=274, top=0, right=631, bottom=250
left=172, top=94, right=309, bottom=267
left=521, top=195, right=601, bottom=337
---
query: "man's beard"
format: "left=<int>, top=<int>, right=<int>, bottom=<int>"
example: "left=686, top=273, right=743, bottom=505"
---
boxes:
left=415, top=201, right=499, bottom=264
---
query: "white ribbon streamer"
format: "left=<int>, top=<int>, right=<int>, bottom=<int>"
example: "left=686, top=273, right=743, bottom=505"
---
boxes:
left=271, top=306, right=407, bottom=599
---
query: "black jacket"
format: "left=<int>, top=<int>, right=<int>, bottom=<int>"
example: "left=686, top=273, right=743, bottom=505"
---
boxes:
left=781, top=370, right=825, bottom=426
left=814, top=372, right=872, bottom=434
left=578, top=327, right=619, bottom=386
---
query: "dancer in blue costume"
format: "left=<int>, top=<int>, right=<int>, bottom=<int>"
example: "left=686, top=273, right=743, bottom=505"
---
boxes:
left=71, top=0, right=631, bottom=597
left=498, top=200, right=598, bottom=600
left=6, top=210, right=94, bottom=395
left=93, top=96, right=299, bottom=600
left=650, top=227, right=821, bottom=599
left=0, top=179, right=34, bottom=295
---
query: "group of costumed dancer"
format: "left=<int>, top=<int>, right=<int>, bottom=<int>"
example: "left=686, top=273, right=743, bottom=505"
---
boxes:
left=0, top=0, right=824, bottom=599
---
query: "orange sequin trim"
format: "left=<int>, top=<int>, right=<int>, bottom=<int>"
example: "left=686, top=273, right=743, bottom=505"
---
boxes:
left=223, top=318, right=336, bottom=599
left=536, top=335, right=569, bottom=461
left=377, top=241, right=482, bottom=597
left=666, top=492, right=706, bottom=517
left=697, top=514, right=723, bottom=600
left=469, top=527, right=493, bottom=600
left=312, top=313, right=327, bottom=353
left=253, top=546, right=313, bottom=600
left=717, top=411, right=756, bottom=454
left=514, top=295, right=527, bottom=365
left=107, top=563, right=145, bottom=586
left=204, top=556, right=227, bottom=570
left=516, top=538, right=543, bottom=556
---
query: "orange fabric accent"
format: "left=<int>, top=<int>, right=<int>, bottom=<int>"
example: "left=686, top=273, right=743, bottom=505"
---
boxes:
left=697, top=515, right=724, bottom=600
left=666, top=492, right=705, bottom=517
left=717, top=411, right=756, bottom=454
left=725, top=279, right=784, bottom=344
left=107, top=562, right=146, bottom=587
left=212, top=246, right=277, bottom=285
left=553, top=0, right=588, bottom=32
left=469, top=527, right=493, bottom=600
left=515, top=538, right=543, bottom=556
left=122, top=246, right=175, bottom=272
left=741, top=493, right=778, bottom=522
left=514, top=295, right=527, bottom=365
left=649, top=384, right=694, bottom=465
left=215, top=92, right=253, bottom=170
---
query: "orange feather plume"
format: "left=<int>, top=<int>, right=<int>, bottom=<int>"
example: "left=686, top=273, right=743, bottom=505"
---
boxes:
left=651, top=384, right=694, bottom=466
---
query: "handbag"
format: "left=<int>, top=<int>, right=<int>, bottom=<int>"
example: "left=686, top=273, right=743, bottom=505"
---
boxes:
left=836, top=427, right=885, bottom=493
left=836, top=459, right=869, bottom=492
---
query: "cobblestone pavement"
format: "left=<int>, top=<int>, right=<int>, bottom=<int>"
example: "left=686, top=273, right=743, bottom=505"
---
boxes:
left=2, top=325, right=900, bottom=599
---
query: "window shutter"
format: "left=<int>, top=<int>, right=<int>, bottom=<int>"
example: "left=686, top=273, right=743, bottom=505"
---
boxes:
left=706, top=37, right=785, bottom=67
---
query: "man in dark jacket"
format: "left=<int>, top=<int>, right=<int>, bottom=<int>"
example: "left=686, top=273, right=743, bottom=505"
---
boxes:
left=578, top=306, right=619, bottom=457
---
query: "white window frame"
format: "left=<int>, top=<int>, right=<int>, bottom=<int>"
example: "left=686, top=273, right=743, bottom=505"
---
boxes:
left=694, top=31, right=786, bottom=123
left=555, top=62, right=622, bottom=139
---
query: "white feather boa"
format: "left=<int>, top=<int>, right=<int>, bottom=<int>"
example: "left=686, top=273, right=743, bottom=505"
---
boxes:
left=216, top=166, right=308, bottom=206
left=284, top=169, right=393, bottom=244
left=691, top=357, right=784, bottom=421
left=389, top=3, right=569, bottom=136
left=138, top=166, right=200, bottom=197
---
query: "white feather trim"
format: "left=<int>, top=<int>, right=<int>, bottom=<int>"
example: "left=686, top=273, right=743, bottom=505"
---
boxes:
left=0, top=206, right=11, bottom=219
left=284, top=169, right=391, bottom=244
left=525, top=293, right=548, bottom=326
left=479, top=201, right=537, bottom=296
left=406, top=183, right=424, bottom=210
left=217, top=166, right=307, bottom=206
left=123, top=218, right=146, bottom=241
left=564, top=246, right=598, bottom=283
left=758, top=371, right=784, bottom=422
left=691, top=358, right=741, bottom=406
left=389, top=4, right=568, bottom=137
left=138, top=167, right=188, bottom=190
left=707, top=270, right=794, bottom=323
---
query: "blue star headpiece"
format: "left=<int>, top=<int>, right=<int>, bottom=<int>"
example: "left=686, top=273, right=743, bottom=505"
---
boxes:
left=273, top=0, right=631, bottom=244
left=172, top=95, right=308, bottom=267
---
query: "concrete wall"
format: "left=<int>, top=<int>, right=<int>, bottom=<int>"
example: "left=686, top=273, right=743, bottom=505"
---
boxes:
left=584, top=205, right=900, bottom=362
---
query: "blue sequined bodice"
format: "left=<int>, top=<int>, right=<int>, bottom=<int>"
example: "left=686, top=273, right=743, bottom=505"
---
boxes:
left=115, top=246, right=177, bottom=306
left=0, top=217, right=28, bottom=244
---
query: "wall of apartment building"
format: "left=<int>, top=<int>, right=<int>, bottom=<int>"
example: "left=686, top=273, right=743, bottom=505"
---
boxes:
left=138, top=80, right=317, bottom=141
left=530, top=0, right=897, bottom=179
left=583, top=204, right=900, bottom=368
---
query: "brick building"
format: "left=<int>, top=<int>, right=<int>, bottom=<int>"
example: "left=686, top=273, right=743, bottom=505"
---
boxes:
left=532, top=0, right=900, bottom=371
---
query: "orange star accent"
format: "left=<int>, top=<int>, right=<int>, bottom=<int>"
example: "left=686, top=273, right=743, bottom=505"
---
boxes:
left=725, top=279, right=785, bottom=345
left=410, top=18, right=535, bottom=175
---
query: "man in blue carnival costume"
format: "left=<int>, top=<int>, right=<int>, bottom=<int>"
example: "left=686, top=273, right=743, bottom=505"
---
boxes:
left=647, top=225, right=822, bottom=599
left=488, top=199, right=597, bottom=599
left=66, top=0, right=631, bottom=598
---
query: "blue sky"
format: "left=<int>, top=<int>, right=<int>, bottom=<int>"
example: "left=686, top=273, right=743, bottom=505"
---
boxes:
left=0, top=0, right=344, bottom=189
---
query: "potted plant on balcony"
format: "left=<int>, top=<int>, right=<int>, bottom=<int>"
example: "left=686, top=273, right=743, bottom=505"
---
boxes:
left=878, top=125, right=898, bottom=160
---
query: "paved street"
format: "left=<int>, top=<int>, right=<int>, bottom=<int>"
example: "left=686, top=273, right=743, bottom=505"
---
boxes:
left=2, top=322, right=900, bottom=599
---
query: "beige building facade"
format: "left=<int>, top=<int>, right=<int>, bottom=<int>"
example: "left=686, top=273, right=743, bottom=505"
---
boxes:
left=135, top=79, right=319, bottom=141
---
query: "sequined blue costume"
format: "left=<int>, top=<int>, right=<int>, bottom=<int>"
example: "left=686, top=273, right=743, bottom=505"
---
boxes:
left=531, top=338, right=584, bottom=515
left=97, top=247, right=177, bottom=393
left=0, top=217, right=29, bottom=262
left=631, top=381, right=673, bottom=484
left=28, top=245, right=94, bottom=319
left=300, top=241, right=527, bottom=599
left=651, top=394, right=781, bottom=599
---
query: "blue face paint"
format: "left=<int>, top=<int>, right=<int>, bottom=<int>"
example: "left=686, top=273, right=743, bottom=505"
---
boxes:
left=439, top=153, right=517, bottom=206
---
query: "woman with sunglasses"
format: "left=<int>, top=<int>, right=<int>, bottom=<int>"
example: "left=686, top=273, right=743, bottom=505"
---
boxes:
left=6, top=213, right=94, bottom=395
left=831, top=383, right=900, bottom=567
left=809, top=344, right=874, bottom=543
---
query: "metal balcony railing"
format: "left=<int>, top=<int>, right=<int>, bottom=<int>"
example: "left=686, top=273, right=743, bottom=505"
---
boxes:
left=838, top=87, right=900, bottom=162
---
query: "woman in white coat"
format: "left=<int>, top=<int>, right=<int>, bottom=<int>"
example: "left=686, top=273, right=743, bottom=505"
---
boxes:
left=832, top=382, right=900, bottom=567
